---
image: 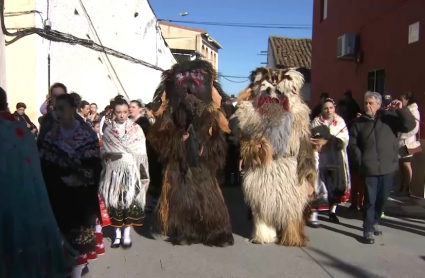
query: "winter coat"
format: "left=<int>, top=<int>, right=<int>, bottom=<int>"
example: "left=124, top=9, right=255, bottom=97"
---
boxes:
left=349, top=107, right=416, bottom=176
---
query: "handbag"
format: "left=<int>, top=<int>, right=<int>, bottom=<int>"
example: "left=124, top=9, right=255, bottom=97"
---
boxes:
left=98, top=192, right=111, bottom=227
left=406, top=127, right=422, bottom=155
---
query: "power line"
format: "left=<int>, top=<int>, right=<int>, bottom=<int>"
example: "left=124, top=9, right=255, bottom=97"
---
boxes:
left=220, top=74, right=249, bottom=79
left=0, top=0, right=164, bottom=72
left=158, top=19, right=312, bottom=29
left=218, top=74, right=250, bottom=83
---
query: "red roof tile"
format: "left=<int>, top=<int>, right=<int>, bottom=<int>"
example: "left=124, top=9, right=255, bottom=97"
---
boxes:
left=269, top=36, right=312, bottom=69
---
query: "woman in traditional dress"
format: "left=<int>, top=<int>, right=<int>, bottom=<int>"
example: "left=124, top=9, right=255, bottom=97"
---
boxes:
left=398, top=91, right=421, bottom=196
left=39, top=93, right=102, bottom=278
left=309, top=98, right=351, bottom=226
left=100, top=96, right=150, bottom=249
left=0, top=87, right=69, bottom=278
left=129, top=100, right=161, bottom=213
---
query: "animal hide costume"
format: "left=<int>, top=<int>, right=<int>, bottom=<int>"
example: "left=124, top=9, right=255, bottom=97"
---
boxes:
left=148, top=60, right=234, bottom=247
left=236, top=67, right=316, bottom=246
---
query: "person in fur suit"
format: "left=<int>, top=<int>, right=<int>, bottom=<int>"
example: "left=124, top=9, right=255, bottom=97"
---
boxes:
left=234, top=67, right=316, bottom=246
left=147, top=60, right=234, bottom=247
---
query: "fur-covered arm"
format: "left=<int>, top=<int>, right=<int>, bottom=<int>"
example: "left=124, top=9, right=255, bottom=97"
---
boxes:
left=240, top=135, right=273, bottom=167
left=297, top=131, right=317, bottom=188
left=236, top=101, right=273, bottom=167
left=199, top=110, right=228, bottom=171
left=146, top=113, right=186, bottom=163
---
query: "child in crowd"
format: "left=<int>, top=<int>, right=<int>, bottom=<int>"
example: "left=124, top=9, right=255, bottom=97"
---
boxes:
left=92, top=121, right=102, bottom=148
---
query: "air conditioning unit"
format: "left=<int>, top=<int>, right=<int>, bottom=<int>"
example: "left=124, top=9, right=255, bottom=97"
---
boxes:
left=337, top=33, right=357, bottom=59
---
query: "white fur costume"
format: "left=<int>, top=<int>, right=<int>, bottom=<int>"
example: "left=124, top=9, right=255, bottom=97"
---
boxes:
left=236, top=68, right=316, bottom=246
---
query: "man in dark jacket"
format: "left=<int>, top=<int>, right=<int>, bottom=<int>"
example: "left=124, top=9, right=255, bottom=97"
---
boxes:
left=349, top=91, right=416, bottom=244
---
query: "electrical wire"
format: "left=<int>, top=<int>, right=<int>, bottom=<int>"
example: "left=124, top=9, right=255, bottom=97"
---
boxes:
left=0, top=0, right=164, bottom=72
left=158, top=19, right=312, bottom=29
left=218, top=74, right=250, bottom=83
left=4, top=10, right=44, bottom=25
left=220, top=74, right=250, bottom=79
left=46, top=0, right=50, bottom=20
left=77, top=0, right=129, bottom=99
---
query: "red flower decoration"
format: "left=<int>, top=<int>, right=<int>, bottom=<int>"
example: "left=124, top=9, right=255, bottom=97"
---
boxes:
left=26, top=158, right=31, bottom=165
left=14, top=127, right=25, bottom=138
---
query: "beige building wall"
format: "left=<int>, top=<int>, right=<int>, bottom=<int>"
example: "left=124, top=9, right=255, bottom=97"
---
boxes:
left=4, top=0, right=38, bottom=120
left=159, top=24, right=199, bottom=51
left=159, top=23, right=219, bottom=71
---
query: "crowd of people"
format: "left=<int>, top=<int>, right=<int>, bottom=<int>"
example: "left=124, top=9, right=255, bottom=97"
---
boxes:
left=308, top=90, right=419, bottom=244
left=0, top=75, right=421, bottom=277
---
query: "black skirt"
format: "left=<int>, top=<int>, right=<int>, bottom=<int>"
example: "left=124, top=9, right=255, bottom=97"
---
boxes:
left=108, top=195, right=145, bottom=227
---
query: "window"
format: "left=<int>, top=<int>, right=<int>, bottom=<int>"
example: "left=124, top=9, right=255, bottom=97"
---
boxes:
left=321, top=0, right=328, bottom=21
left=367, top=69, right=386, bottom=95
left=408, top=22, right=420, bottom=44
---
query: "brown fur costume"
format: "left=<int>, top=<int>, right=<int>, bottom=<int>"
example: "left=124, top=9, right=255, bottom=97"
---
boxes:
left=236, top=67, right=316, bottom=246
left=147, top=60, right=234, bottom=247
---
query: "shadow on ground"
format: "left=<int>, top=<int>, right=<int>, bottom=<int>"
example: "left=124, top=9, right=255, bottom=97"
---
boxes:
left=305, top=247, right=385, bottom=278
left=123, top=186, right=253, bottom=242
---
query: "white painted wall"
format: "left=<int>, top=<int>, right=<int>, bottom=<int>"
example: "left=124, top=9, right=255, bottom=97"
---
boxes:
left=34, top=0, right=175, bottom=114
left=0, top=28, right=6, bottom=91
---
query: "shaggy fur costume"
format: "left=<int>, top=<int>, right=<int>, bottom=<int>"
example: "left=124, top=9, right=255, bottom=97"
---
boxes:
left=236, top=67, right=316, bottom=246
left=147, top=60, right=234, bottom=247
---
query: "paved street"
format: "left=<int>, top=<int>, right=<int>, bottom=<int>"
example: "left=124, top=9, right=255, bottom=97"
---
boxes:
left=87, top=188, right=425, bottom=278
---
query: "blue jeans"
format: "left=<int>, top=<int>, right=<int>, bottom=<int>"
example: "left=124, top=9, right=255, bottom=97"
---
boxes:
left=363, top=173, right=394, bottom=232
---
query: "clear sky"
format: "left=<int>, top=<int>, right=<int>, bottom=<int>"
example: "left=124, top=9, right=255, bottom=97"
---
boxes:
left=150, top=0, right=313, bottom=96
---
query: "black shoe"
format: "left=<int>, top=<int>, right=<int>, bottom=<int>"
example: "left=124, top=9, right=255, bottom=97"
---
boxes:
left=308, top=220, right=320, bottom=228
left=111, top=238, right=121, bottom=248
left=373, top=224, right=382, bottom=236
left=82, top=265, right=89, bottom=276
left=329, top=213, right=340, bottom=224
left=363, top=231, right=375, bottom=244
left=348, top=205, right=359, bottom=211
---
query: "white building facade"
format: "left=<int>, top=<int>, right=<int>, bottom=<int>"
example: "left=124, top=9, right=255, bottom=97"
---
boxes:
left=4, top=0, right=175, bottom=121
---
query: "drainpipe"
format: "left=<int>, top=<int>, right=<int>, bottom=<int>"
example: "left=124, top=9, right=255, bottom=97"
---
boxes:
left=0, top=21, right=6, bottom=90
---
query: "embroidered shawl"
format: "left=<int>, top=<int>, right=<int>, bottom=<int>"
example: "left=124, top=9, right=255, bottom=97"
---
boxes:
left=100, top=119, right=149, bottom=209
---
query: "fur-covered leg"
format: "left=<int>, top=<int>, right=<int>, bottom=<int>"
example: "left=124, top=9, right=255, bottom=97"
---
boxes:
left=279, top=220, right=309, bottom=247
left=156, top=168, right=170, bottom=236
left=251, top=216, right=277, bottom=244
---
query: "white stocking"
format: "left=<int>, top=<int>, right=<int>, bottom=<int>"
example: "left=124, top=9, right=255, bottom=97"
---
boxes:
left=71, top=264, right=85, bottom=278
left=309, top=211, right=318, bottom=222
left=123, top=226, right=131, bottom=245
left=114, top=228, right=121, bottom=245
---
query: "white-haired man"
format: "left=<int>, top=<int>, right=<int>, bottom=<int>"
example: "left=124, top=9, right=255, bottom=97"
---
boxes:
left=349, top=91, right=416, bottom=244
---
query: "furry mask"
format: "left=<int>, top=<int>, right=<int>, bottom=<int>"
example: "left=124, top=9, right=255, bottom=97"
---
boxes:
left=153, top=60, right=229, bottom=130
left=238, top=67, right=305, bottom=113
